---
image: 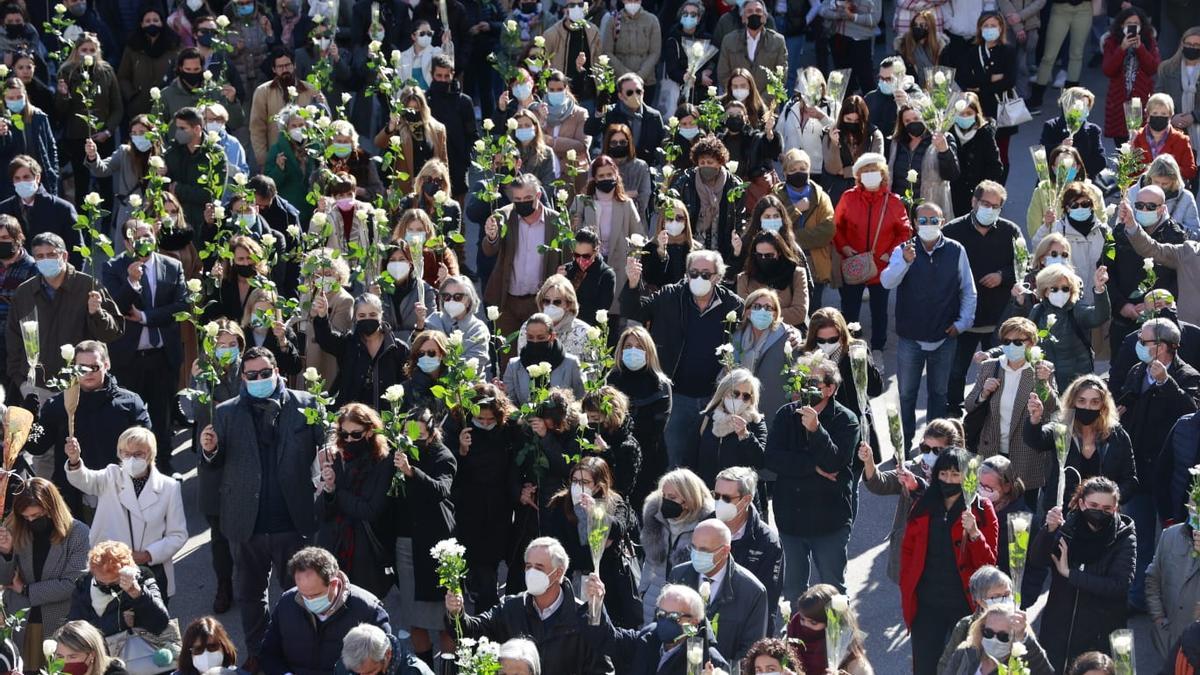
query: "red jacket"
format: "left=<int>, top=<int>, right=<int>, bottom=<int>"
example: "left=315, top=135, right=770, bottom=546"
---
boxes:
left=1101, top=33, right=1160, bottom=139
left=899, top=496, right=998, bottom=627
left=1132, top=126, right=1198, bottom=181
left=832, top=186, right=911, bottom=286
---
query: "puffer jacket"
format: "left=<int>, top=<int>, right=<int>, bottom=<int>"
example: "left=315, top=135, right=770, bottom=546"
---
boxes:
left=1005, top=289, right=1111, bottom=391
left=312, top=317, right=411, bottom=410
left=639, top=492, right=714, bottom=623
left=1101, top=33, right=1160, bottom=139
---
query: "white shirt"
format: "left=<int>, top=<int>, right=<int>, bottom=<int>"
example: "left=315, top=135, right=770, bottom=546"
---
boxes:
left=535, top=588, right=565, bottom=620
left=998, top=357, right=1027, bottom=454
left=701, top=562, right=728, bottom=603
left=128, top=257, right=158, bottom=351
left=746, top=30, right=761, bottom=62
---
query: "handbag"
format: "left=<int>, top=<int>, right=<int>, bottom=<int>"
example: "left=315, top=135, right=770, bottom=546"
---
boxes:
left=964, top=361, right=1002, bottom=452
left=839, top=198, right=888, bottom=286
left=997, top=90, right=1033, bottom=128
left=104, top=619, right=181, bottom=675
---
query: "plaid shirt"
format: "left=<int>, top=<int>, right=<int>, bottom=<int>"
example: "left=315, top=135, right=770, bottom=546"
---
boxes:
left=0, top=252, right=37, bottom=343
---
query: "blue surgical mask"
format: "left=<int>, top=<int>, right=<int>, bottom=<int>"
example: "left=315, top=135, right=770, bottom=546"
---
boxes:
left=678, top=126, right=700, bottom=140
left=35, top=258, right=61, bottom=277
left=214, top=346, right=240, bottom=364
left=131, top=134, right=152, bottom=152
left=515, top=127, right=536, bottom=143
left=954, top=114, right=975, bottom=129
left=417, top=355, right=442, bottom=373
left=749, top=307, right=773, bottom=330
left=512, top=83, right=533, bottom=101
left=680, top=15, right=699, bottom=30
left=236, top=2, right=255, bottom=16
left=1001, top=344, right=1026, bottom=363
left=1135, top=340, right=1153, bottom=364
left=1135, top=208, right=1161, bottom=227
left=546, top=90, right=567, bottom=107
left=246, top=376, right=276, bottom=399
left=4, top=98, right=24, bottom=114
left=302, top=592, right=332, bottom=614
left=1060, top=165, right=1078, bottom=182
left=621, top=347, right=646, bottom=370
left=331, top=143, right=352, bottom=158
left=690, top=548, right=716, bottom=574
left=974, top=205, right=999, bottom=226
left=760, top=217, right=783, bottom=232
left=981, top=26, right=1001, bottom=42
left=238, top=213, right=256, bottom=230
left=877, top=79, right=894, bottom=95
left=14, top=181, right=36, bottom=199
left=1068, top=206, right=1092, bottom=222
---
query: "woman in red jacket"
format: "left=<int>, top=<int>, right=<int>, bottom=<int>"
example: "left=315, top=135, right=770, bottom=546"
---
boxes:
left=900, top=447, right=999, bottom=675
left=1131, top=93, right=1198, bottom=182
left=832, top=152, right=911, bottom=352
left=1101, top=7, right=1160, bottom=144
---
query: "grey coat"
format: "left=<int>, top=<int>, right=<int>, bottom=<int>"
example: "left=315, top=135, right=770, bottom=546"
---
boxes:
left=667, top=558, right=768, bottom=663
left=502, top=354, right=586, bottom=406
left=941, top=633, right=1054, bottom=675
left=425, top=311, right=491, bottom=375
left=862, top=458, right=924, bottom=583
left=0, top=520, right=90, bottom=637
left=85, top=145, right=148, bottom=237
left=186, top=362, right=242, bottom=516
left=381, top=279, right=437, bottom=345
left=733, top=323, right=801, bottom=431
left=1147, top=523, right=1200, bottom=658
left=205, top=386, right=325, bottom=543
left=638, top=492, right=715, bottom=623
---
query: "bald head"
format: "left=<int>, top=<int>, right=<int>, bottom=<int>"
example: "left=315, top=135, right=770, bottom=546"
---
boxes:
left=1134, top=185, right=1166, bottom=227
left=690, top=519, right=732, bottom=575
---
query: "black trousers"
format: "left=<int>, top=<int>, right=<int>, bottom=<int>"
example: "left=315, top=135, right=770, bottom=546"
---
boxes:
left=947, top=331, right=998, bottom=413
left=831, top=34, right=875, bottom=96
left=911, top=601, right=967, bottom=675
left=206, top=513, right=234, bottom=583
left=113, top=348, right=176, bottom=473
left=235, top=531, right=307, bottom=657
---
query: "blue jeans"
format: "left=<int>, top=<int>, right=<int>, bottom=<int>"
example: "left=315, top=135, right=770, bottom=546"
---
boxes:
left=784, top=35, right=806, bottom=92
left=897, top=337, right=956, bottom=451
left=1124, top=492, right=1158, bottom=609
left=779, top=526, right=851, bottom=603
left=665, top=393, right=706, bottom=469
left=837, top=283, right=890, bottom=350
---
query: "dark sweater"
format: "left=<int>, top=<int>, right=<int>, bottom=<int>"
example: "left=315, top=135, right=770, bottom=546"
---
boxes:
left=250, top=391, right=294, bottom=535
left=943, top=214, right=1021, bottom=328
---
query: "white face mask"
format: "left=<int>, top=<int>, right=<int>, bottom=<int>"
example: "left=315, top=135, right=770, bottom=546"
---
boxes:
left=416, top=34, right=432, bottom=48
left=1047, top=290, right=1070, bottom=308
left=688, top=276, right=713, bottom=297
left=288, top=127, right=305, bottom=142
left=121, top=456, right=148, bottom=478
left=443, top=300, right=466, bottom=318
left=567, top=6, right=585, bottom=20
left=191, top=649, right=225, bottom=672
left=818, top=341, right=840, bottom=357
left=731, top=88, right=750, bottom=101
left=524, top=568, right=552, bottom=595
left=665, top=221, right=685, bottom=236
left=388, top=261, right=411, bottom=281
left=624, top=2, right=640, bottom=14
left=713, top=497, right=740, bottom=522
left=570, top=483, right=585, bottom=504
left=983, top=594, right=1014, bottom=609
left=860, top=171, right=883, bottom=190
left=981, top=636, right=1010, bottom=661
left=917, top=225, right=940, bottom=242
left=724, top=395, right=746, bottom=414
left=543, top=303, right=565, bottom=322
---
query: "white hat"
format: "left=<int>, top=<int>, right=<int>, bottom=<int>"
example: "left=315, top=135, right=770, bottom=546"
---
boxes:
left=852, top=153, right=887, bottom=175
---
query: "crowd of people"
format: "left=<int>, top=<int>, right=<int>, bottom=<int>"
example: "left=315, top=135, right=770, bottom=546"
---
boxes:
left=0, top=0, right=1194, bottom=674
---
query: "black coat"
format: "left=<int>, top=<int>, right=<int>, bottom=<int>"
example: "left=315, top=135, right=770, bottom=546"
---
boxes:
left=454, top=579, right=615, bottom=675
left=1119, top=358, right=1200, bottom=494
left=948, top=124, right=1005, bottom=218
left=682, top=411, right=768, bottom=489
left=245, top=326, right=304, bottom=377
left=451, top=420, right=520, bottom=566
left=101, top=252, right=189, bottom=371
left=729, top=506, right=785, bottom=634
left=833, top=347, right=884, bottom=462
left=1111, top=311, right=1200, bottom=398
left=259, top=576, right=393, bottom=675
left=0, top=188, right=82, bottom=268
left=610, top=620, right=728, bottom=675
left=956, top=43, right=1018, bottom=121
left=667, top=557, right=768, bottom=663
left=67, top=567, right=169, bottom=638
left=563, top=254, right=616, bottom=326
left=316, top=452, right=397, bottom=600
left=1030, top=511, right=1135, bottom=673
left=584, top=103, right=667, bottom=166
left=583, top=420, right=642, bottom=497
left=390, top=439, right=456, bottom=602
left=426, top=82, right=478, bottom=195
left=608, top=367, right=672, bottom=510
left=1108, top=217, right=1186, bottom=332
left=1040, top=117, right=1107, bottom=180
left=765, top=399, right=861, bottom=536
left=668, top=168, right=747, bottom=264
left=313, top=317, right=411, bottom=410
left=1024, top=419, right=1138, bottom=509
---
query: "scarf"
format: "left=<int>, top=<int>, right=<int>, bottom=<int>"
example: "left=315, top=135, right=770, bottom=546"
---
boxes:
left=954, top=124, right=978, bottom=144
left=790, top=622, right=829, bottom=674
left=90, top=582, right=118, bottom=617
left=738, top=328, right=768, bottom=371
left=1123, top=48, right=1139, bottom=97
left=694, top=169, right=726, bottom=241
left=545, top=99, right=574, bottom=128
left=1066, top=511, right=1115, bottom=565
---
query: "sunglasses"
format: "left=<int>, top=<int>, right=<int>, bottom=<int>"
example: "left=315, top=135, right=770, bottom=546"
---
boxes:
left=189, top=645, right=222, bottom=657
left=916, top=216, right=942, bottom=226
left=441, top=292, right=467, bottom=302
left=655, top=610, right=688, bottom=622
left=244, top=367, right=274, bottom=381
left=622, top=88, right=643, bottom=96
left=749, top=302, right=774, bottom=312
left=543, top=297, right=565, bottom=306
left=999, top=338, right=1027, bottom=346
left=711, top=490, right=740, bottom=503
left=417, top=349, right=441, bottom=358
left=1047, top=285, right=1071, bottom=293
left=337, top=428, right=366, bottom=441
left=574, top=254, right=593, bottom=261
left=417, top=31, right=433, bottom=37
left=753, top=252, right=778, bottom=261
left=76, top=363, right=101, bottom=373
left=1133, top=201, right=1162, bottom=211
left=918, top=442, right=943, bottom=456
left=1068, top=201, right=1093, bottom=209
left=814, top=336, right=840, bottom=345
left=981, top=628, right=1011, bottom=643
left=687, top=269, right=715, bottom=280
left=728, top=390, right=753, bottom=402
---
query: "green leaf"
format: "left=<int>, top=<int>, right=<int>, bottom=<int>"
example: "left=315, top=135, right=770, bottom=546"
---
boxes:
left=430, top=384, right=448, bottom=398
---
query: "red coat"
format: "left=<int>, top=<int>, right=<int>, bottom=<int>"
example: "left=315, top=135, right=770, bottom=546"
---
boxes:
left=1101, top=33, right=1160, bottom=139
left=1132, top=126, right=1198, bottom=181
left=832, top=186, right=912, bottom=286
left=899, top=496, right=998, bottom=627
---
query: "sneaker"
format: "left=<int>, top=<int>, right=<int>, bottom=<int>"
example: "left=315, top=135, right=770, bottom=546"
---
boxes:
left=1053, top=70, right=1067, bottom=88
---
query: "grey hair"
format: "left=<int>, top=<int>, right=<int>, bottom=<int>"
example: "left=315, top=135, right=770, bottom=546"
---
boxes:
left=440, top=275, right=479, bottom=315
left=508, top=173, right=542, bottom=195
left=685, top=249, right=727, bottom=280
left=498, top=638, right=541, bottom=675
left=812, top=356, right=842, bottom=387
left=354, top=292, right=384, bottom=315
left=340, top=624, right=391, bottom=671
left=657, top=584, right=705, bottom=620
left=714, top=466, right=758, bottom=498
left=968, top=565, right=1013, bottom=604
left=1144, top=317, right=1182, bottom=346
left=525, top=536, right=570, bottom=571
left=704, top=368, right=761, bottom=418
left=914, top=201, right=944, bottom=218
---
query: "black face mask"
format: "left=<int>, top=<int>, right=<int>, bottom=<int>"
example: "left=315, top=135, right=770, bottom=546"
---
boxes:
left=342, top=438, right=372, bottom=456
left=143, top=24, right=162, bottom=37
left=786, top=171, right=809, bottom=189
left=403, top=108, right=421, bottom=123
left=839, top=122, right=859, bottom=136
left=726, top=116, right=745, bottom=133
left=911, top=25, right=928, bottom=41
left=4, top=24, right=23, bottom=39
left=422, top=180, right=442, bottom=197
left=1184, top=46, right=1200, bottom=61
left=234, top=263, right=257, bottom=278
left=755, top=256, right=780, bottom=277
left=938, top=481, right=961, bottom=498
left=520, top=2, right=538, bottom=12
left=660, top=498, right=684, bottom=520
left=1082, top=508, right=1112, bottom=529
left=654, top=617, right=684, bottom=644
left=0, top=242, right=15, bottom=259
left=905, top=121, right=927, bottom=137
left=197, top=32, right=215, bottom=48
left=745, top=14, right=763, bottom=29
left=514, top=200, right=537, bottom=218
left=595, top=178, right=616, bottom=193
left=355, top=319, right=380, bottom=336
left=428, top=80, right=450, bottom=94
left=608, top=143, right=629, bottom=158
left=1074, top=407, right=1100, bottom=425
left=1149, top=115, right=1170, bottom=132
left=28, top=516, right=52, bottom=535
left=179, top=71, right=203, bottom=87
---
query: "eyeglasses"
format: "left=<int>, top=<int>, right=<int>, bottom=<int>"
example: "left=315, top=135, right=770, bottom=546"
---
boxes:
left=243, top=368, right=274, bottom=381
left=1133, top=201, right=1162, bottom=211
left=441, top=292, right=467, bottom=302
left=655, top=610, right=689, bottom=622
left=337, top=428, right=367, bottom=441
left=916, top=216, right=942, bottom=226
left=711, top=490, right=740, bottom=503
left=728, top=390, right=753, bottom=402
left=687, top=269, right=715, bottom=280
left=749, top=302, right=774, bottom=312
left=1068, top=201, right=1093, bottom=209
left=981, top=628, right=1011, bottom=643
left=999, top=338, right=1028, bottom=346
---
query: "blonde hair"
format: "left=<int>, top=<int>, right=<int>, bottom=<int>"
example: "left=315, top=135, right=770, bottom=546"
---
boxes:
left=393, top=208, right=436, bottom=240
left=616, top=326, right=666, bottom=376
left=1032, top=233, right=1071, bottom=268
left=52, top=621, right=112, bottom=675
left=88, top=540, right=136, bottom=576
left=782, top=148, right=811, bottom=171
left=703, top=368, right=762, bottom=421
left=1145, top=154, right=1184, bottom=192
left=968, top=606, right=1016, bottom=650
left=1035, top=263, right=1081, bottom=305
left=1147, top=92, right=1175, bottom=116
left=116, top=426, right=157, bottom=467
left=655, top=469, right=711, bottom=522
left=305, top=247, right=351, bottom=285
left=582, top=386, right=630, bottom=431
left=741, top=288, right=782, bottom=332
left=1060, top=374, right=1119, bottom=439
left=536, top=274, right=580, bottom=318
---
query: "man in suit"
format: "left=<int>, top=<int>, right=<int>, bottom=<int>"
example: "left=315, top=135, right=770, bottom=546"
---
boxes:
left=480, top=174, right=567, bottom=340
left=716, top=0, right=788, bottom=95
left=666, top=519, right=767, bottom=663
left=0, top=156, right=82, bottom=268
left=198, top=346, right=325, bottom=671
left=101, top=220, right=188, bottom=475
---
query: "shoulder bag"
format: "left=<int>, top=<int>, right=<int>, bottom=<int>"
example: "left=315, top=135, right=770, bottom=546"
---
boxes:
left=840, top=197, right=889, bottom=286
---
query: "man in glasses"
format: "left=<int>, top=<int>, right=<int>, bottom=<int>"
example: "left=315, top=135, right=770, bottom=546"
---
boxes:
left=713, top=466, right=784, bottom=634
left=881, top=202, right=977, bottom=451
left=1111, top=185, right=1186, bottom=358
left=622, top=248, right=744, bottom=467
left=1123, top=185, right=1200, bottom=326
left=198, top=346, right=327, bottom=672
left=27, top=340, right=149, bottom=516
left=595, top=583, right=729, bottom=673
left=583, top=73, right=666, bottom=166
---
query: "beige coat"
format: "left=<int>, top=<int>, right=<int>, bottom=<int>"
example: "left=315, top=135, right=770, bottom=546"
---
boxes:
left=249, top=81, right=321, bottom=169
left=570, top=196, right=644, bottom=312
left=776, top=182, right=836, bottom=284
left=542, top=20, right=601, bottom=75
left=372, top=117, right=449, bottom=195
left=735, top=266, right=810, bottom=327
left=541, top=104, right=591, bottom=182
left=717, top=28, right=789, bottom=93
left=302, top=288, right=354, bottom=384
left=1126, top=222, right=1200, bottom=326
left=310, top=201, right=374, bottom=255
left=599, top=10, right=661, bottom=85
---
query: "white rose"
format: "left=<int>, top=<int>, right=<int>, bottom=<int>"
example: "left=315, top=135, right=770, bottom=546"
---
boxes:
left=434, top=191, right=448, bottom=205
left=726, top=160, right=738, bottom=174
left=206, top=130, right=221, bottom=144
left=0, top=65, right=9, bottom=79
left=465, top=357, right=480, bottom=373
left=82, top=55, right=93, bottom=67
left=662, top=165, right=674, bottom=180
left=203, top=70, right=213, bottom=82
left=233, top=173, right=248, bottom=186
left=84, top=192, right=102, bottom=207
left=372, top=209, right=388, bottom=223
left=566, top=148, right=577, bottom=163
left=368, top=40, right=382, bottom=54
left=714, top=344, right=733, bottom=356
left=448, top=331, right=464, bottom=347
left=311, top=212, right=328, bottom=227
left=829, top=594, right=850, bottom=614
left=1111, top=634, right=1132, bottom=656
left=482, top=118, right=495, bottom=131
left=341, top=92, right=352, bottom=104
left=1033, top=148, right=1047, bottom=164
left=127, top=194, right=143, bottom=209
left=1028, top=346, right=1044, bottom=362
left=505, top=20, right=518, bottom=32
left=586, top=326, right=602, bottom=340
left=829, top=71, right=844, bottom=84
left=186, top=278, right=203, bottom=293
left=261, top=234, right=277, bottom=249
left=597, top=54, right=609, bottom=67
left=1060, top=156, right=1075, bottom=168
left=80, top=70, right=89, bottom=81
left=699, top=580, right=711, bottom=603
left=212, top=205, right=225, bottom=221
left=1011, top=513, right=1030, bottom=534
left=628, top=233, right=647, bottom=248
left=203, top=322, right=220, bottom=338
left=287, top=224, right=301, bottom=238
left=594, top=309, right=608, bottom=324
left=54, top=4, right=66, bottom=14
left=933, top=71, right=946, bottom=85
left=148, top=86, right=163, bottom=101
left=707, top=85, right=717, bottom=97
left=506, top=118, right=519, bottom=131
left=533, top=36, right=545, bottom=47
left=215, top=15, right=230, bottom=28
left=60, top=344, right=75, bottom=362
left=906, top=169, right=918, bottom=183
left=383, top=384, right=406, bottom=402
left=954, top=99, right=967, bottom=113
left=148, top=156, right=165, bottom=170
left=1144, top=258, right=1155, bottom=271
left=287, top=86, right=299, bottom=99
left=303, top=367, right=321, bottom=383
left=1010, top=642, right=1027, bottom=658
left=1046, top=314, right=1058, bottom=328
left=486, top=306, right=501, bottom=321
left=473, top=139, right=486, bottom=153
left=724, top=311, right=738, bottom=322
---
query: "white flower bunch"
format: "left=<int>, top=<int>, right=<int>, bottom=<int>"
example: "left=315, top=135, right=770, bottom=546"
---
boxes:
left=526, top=361, right=553, bottom=378
left=128, top=194, right=143, bottom=209
left=431, top=538, right=467, bottom=561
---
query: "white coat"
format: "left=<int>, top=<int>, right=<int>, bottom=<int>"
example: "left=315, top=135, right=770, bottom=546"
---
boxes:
left=65, top=463, right=188, bottom=597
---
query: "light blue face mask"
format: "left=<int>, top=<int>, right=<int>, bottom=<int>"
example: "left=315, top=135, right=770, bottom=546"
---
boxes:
left=877, top=79, right=894, bottom=95
left=760, top=217, right=783, bottom=233
left=331, top=143, right=353, bottom=158
left=246, top=375, right=276, bottom=398
left=1068, top=206, right=1092, bottom=222
left=678, top=126, right=700, bottom=140
left=749, top=307, right=773, bottom=330
left=954, top=115, right=975, bottom=130
left=14, top=181, right=36, bottom=199
left=621, top=347, right=646, bottom=370
left=1061, top=166, right=1078, bottom=182
left=981, top=27, right=1001, bottom=42
left=690, top=548, right=716, bottom=574
left=680, top=15, right=698, bottom=30
left=1001, top=344, right=1026, bottom=363
left=302, top=591, right=332, bottom=614
left=5, top=98, right=24, bottom=114
left=214, top=346, right=240, bottom=364
left=1135, top=208, right=1161, bottom=227
left=35, top=257, right=61, bottom=277
left=545, top=90, right=567, bottom=107
left=238, top=213, right=256, bottom=230
left=1135, top=340, right=1153, bottom=364
left=236, top=2, right=255, bottom=16
left=974, top=205, right=999, bottom=226
left=512, top=84, right=533, bottom=101
left=417, top=355, right=442, bottom=373
left=131, top=134, right=152, bottom=152
left=515, top=127, right=536, bottom=143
